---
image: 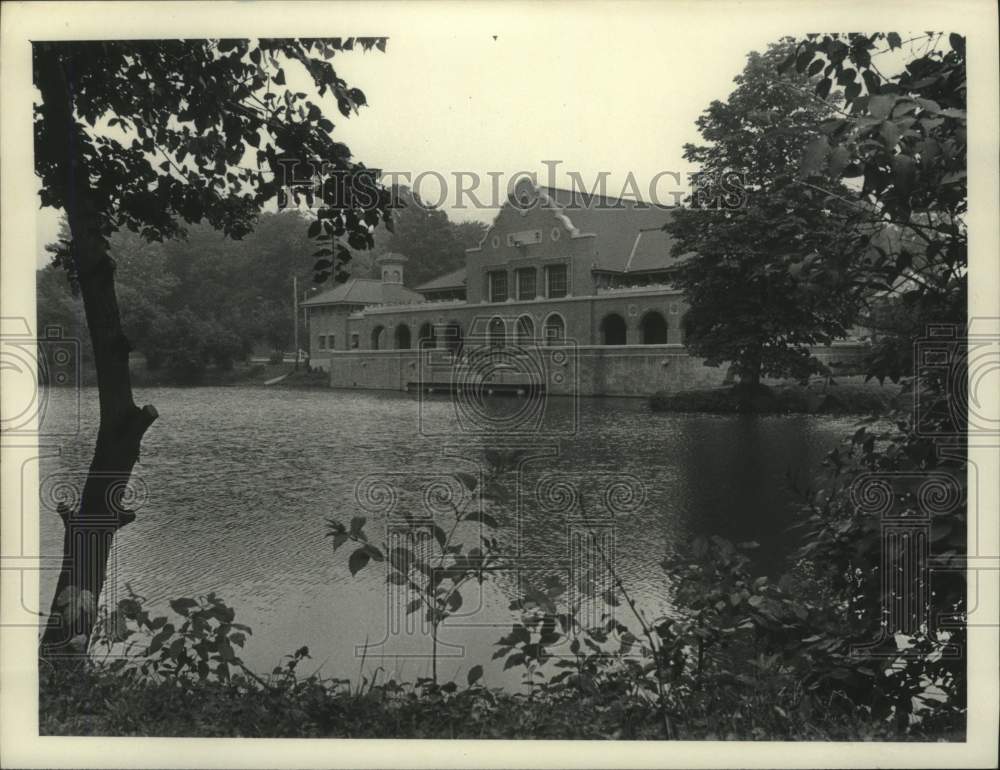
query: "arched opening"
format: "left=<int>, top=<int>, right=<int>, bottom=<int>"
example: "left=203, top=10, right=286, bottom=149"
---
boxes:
left=371, top=325, right=386, bottom=350
left=640, top=311, right=668, bottom=344
left=417, top=322, right=435, bottom=347
left=515, top=315, right=534, bottom=345
left=488, top=316, right=506, bottom=347
left=444, top=321, right=463, bottom=354
left=394, top=324, right=411, bottom=350
left=543, top=313, right=566, bottom=346
left=600, top=313, right=628, bottom=345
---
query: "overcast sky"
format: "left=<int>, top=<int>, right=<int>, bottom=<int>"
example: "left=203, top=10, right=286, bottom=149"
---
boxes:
left=34, top=18, right=789, bottom=265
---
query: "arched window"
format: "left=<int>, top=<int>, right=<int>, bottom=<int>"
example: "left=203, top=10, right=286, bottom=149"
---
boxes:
left=640, top=311, right=667, bottom=344
left=417, top=322, right=435, bottom=347
left=543, top=313, right=566, bottom=346
left=600, top=313, right=628, bottom=345
left=444, top=321, right=463, bottom=354
left=515, top=315, right=534, bottom=345
left=394, top=324, right=411, bottom=350
left=488, top=316, right=506, bottom=347
left=371, top=325, right=385, bottom=350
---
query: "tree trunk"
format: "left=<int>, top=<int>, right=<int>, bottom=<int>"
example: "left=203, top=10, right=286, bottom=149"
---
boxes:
left=741, top=349, right=763, bottom=388
left=37, top=53, right=157, bottom=655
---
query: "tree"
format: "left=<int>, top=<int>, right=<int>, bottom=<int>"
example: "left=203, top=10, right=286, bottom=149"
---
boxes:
left=788, top=32, right=966, bottom=384
left=34, top=38, right=390, bottom=652
left=781, top=33, right=968, bottom=728
left=665, top=41, right=868, bottom=387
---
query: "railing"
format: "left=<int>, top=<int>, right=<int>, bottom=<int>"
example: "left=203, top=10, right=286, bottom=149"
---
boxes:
left=595, top=283, right=679, bottom=294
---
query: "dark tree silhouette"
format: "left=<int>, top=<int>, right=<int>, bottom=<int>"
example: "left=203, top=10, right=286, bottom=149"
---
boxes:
left=34, top=37, right=390, bottom=652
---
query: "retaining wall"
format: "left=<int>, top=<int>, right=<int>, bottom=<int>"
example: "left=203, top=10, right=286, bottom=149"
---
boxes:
left=313, top=343, right=870, bottom=398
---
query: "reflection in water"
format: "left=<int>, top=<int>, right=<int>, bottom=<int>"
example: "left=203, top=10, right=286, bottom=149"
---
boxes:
left=38, top=387, right=854, bottom=687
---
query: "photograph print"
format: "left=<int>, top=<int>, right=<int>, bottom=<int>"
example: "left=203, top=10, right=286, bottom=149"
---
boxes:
left=1, top=1, right=998, bottom=767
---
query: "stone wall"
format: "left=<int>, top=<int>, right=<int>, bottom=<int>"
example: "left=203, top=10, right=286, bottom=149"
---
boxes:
left=313, top=343, right=871, bottom=398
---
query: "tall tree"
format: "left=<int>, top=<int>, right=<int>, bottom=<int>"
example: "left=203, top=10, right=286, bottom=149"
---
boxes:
left=34, top=38, right=390, bottom=652
left=665, top=41, right=867, bottom=387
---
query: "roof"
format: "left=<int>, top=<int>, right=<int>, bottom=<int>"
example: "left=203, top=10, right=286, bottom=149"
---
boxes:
left=413, top=266, right=467, bottom=293
left=538, top=186, right=682, bottom=273
left=625, top=228, right=693, bottom=273
left=301, top=278, right=424, bottom=307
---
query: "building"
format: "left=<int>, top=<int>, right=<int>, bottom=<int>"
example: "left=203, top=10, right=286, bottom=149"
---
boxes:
left=303, top=178, right=863, bottom=396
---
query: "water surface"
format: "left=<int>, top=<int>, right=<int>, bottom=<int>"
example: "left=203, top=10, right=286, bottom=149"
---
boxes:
left=38, top=386, right=854, bottom=687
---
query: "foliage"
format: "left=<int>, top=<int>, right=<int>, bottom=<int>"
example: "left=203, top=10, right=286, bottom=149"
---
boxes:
left=326, top=448, right=524, bottom=683
left=43, top=586, right=911, bottom=740
left=649, top=379, right=901, bottom=414
left=665, top=40, right=868, bottom=385
left=786, top=32, right=966, bottom=384
left=35, top=38, right=393, bottom=285
left=88, top=587, right=254, bottom=687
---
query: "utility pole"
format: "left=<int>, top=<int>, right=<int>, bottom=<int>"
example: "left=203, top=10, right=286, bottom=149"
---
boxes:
left=293, top=275, right=299, bottom=371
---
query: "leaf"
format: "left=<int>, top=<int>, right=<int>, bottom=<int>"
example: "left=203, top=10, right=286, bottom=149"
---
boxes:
left=816, top=78, right=832, bottom=99
left=348, top=548, right=371, bottom=576
left=146, top=624, right=174, bottom=655
left=891, top=155, right=917, bottom=194
left=467, top=664, right=483, bottom=687
left=800, top=137, right=829, bottom=178
left=886, top=32, right=902, bottom=50
left=348, top=516, right=367, bottom=539
left=948, top=33, right=964, bottom=57
left=308, top=220, right=321, bottom=238
left=169, top=598, right=198, bottom=616
left=503, top=653, right=525, bottom=670
left=829, top=145, right=851, bottom=178
left=868, top=95, right=895, bottom=121
left=879, top=121, right=899, bottom=150
left=273, top=68, right=286, bottom=86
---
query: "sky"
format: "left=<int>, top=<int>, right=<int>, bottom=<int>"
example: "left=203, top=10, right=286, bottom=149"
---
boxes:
left=32, top=15, right=797, bottom=265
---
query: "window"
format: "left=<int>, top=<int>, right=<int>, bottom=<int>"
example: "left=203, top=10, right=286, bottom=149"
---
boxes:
left=350, top=333, right=360, bottom=349
left=640, top=312, right=668, bottom=344
left=318, top=335, right=327, bottom=350
left=488, top=317, right=506, bottom=347
left=543, top=313, right=565, bottom=345
left=394, top=324, right=411, bottom=350
left=516, top=268, right=536, bottom=300
left=418, top=322, right=435, bottom=347
left=545, top=264, right=568, bottom=298
left=600, top=314, right=628, bottom=345
left=328, top=335, right=335, bottom=350
left=515, top=315, right=534, bottom=344
left=371, top=326, right=385, bottom=350
left=489, top=270, right=508, bottom=303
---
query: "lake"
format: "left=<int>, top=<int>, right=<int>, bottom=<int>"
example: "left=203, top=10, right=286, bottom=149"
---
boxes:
left=38, top=386, right=856, bottom=688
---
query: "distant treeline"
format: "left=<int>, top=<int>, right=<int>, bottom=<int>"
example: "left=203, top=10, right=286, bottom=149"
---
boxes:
left=37, top=189, right=486, bottom=382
